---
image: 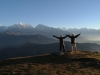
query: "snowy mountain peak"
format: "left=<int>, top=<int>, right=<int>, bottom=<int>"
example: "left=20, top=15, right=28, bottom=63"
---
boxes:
left=19, top=22, right=24, bottom=25
left=10, top=22, right=33, bottom=29
left=19, top=22, right=32, bottom=27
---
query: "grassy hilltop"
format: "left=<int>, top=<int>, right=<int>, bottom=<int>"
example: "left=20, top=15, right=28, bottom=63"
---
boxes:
left=0, top=51, right=100, bottom=75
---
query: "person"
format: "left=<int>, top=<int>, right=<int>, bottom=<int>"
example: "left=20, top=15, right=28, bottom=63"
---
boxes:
left=67, top=33, right=81, bottom=53
left=53, top=35, right=67, bottom=52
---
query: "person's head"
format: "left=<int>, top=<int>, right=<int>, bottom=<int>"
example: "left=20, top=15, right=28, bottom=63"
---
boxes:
left=72, top=33, right=75, bottom=36
left=60, top=35, right=63, bottom=37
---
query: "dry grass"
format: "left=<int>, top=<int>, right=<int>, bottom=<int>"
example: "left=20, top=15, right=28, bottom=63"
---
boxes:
left=0, top=51, right=100, bottom=75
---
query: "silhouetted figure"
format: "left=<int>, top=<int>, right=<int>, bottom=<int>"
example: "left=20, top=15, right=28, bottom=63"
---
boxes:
left=67, top=33, right=81, bottom=53
left=53, top=35, right=67, bottom=52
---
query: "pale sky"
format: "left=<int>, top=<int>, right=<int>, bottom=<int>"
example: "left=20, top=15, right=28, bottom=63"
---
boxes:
left=0, top=0, right=100, bottom=29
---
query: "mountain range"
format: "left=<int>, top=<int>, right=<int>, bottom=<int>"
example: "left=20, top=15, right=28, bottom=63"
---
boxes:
left=0, top=22, right=100, bottom=43
left=0, top=23, right=70, bottom=38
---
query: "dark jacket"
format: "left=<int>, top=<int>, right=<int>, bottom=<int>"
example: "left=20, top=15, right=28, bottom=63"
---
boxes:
left=68, top=34, right=80, bottom=44
left=53, top=35, right=67, bottom=45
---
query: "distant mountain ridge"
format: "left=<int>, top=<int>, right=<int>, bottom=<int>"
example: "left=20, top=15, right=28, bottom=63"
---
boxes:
left=1, top=22, right=100, bottom=33
left=0, top=34, right=57, bottom=50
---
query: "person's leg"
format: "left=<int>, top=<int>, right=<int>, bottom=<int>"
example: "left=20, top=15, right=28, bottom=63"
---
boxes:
left=71, top=44, right=74, bottom=52
left=74, top=44, right=77, bottom=53
left=73, top=44, right=75, bottom=52
left=60, top=45, right=62, bottom=52
left=63, top=45, right=66, bottom=52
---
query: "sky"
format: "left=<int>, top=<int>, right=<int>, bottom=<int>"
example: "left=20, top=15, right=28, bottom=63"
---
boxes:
left=0, top=0, right=100, bottom=29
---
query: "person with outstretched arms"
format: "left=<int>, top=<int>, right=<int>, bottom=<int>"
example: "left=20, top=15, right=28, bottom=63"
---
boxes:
left=53, top=35, right=68, bottom=52
left=67, top=33, right=81, bottom=53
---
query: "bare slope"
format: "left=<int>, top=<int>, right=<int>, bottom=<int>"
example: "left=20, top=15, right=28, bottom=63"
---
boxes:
left=0, top=51, right=100, bottom=75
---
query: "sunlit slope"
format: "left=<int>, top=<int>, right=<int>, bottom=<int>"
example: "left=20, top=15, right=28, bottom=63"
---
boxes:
left=0, top=51, right=100, bottom=75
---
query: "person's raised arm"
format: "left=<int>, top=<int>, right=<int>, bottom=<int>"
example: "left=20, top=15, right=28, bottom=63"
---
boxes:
left=75, top=33, right=81, bottom=38
left=66, top=34, right=71, bottom=38
left=63, top=35, right=68, bottom=39
left=53, top=35, right=59, bottom=39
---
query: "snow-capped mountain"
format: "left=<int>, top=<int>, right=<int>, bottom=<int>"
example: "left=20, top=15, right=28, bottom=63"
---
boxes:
left=6, top=22, right=34, bottom=33
left=0, top=23, right=70, bottom=36
left=9, top=22, right=33, bottom=29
